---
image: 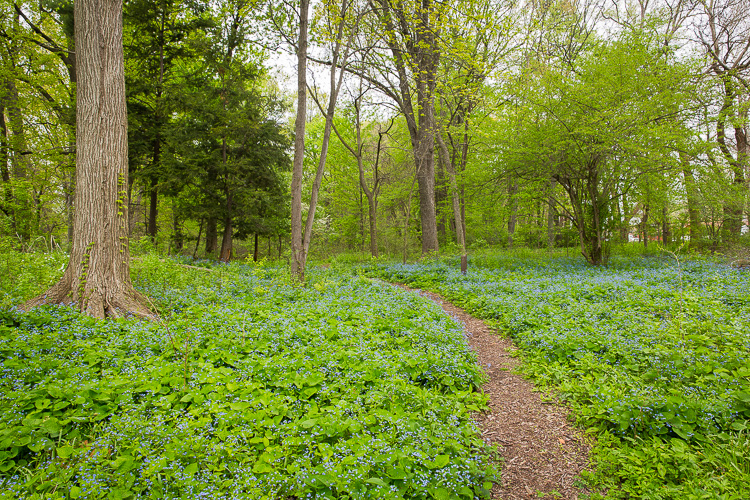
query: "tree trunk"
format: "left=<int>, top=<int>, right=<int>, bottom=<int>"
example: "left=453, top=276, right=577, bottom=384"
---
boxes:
left=642, top=202, right=650, bottom=249
left=148, top=175, right=158, bottom=243
left=290, top=0, right=310, bottom=282
left=507, top=179, right=518, bottom=247
left=414, top=109, right=438, bottom=255
left=254, top=233, right=259, bottom=262
left=219, top=194, right=233, bottom=262
left=193, top=219, right=203, bottom=259
left=205, top=216, right=217, bottom=254
left=717, top=79, right=745, bottom=240
left=547, top=179, right=557, bottom=249
left=0, top=103, right=8, bottom=183
left=24, top=0, right=151, bottom=319
left=436, top=126, right=466, bottom=270
left=680, top=156, right=701, bottom=244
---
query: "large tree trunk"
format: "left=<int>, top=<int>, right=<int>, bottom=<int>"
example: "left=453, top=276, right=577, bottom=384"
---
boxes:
left=219, top=217, right=232, bottom=262
left=24, top=0, right=151, bottom=319
left=414, top=82, right=438, bottom=255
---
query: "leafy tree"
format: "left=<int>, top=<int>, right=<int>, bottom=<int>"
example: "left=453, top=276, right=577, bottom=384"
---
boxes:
left=123, top=0, right=208, bottom=243
left=503, top=28, right=696, bottom=264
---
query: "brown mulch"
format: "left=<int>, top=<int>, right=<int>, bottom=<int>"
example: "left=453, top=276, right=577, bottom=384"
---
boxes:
left=397, top=285, right=593, bottom=500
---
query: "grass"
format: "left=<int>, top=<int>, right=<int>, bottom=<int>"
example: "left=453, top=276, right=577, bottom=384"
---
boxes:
left=0, top=251, right=495, bottom=499
left=365, top=252, right=750, bottom=499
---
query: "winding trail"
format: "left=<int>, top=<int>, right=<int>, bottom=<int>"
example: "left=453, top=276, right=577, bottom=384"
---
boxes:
left=398, top=284, right=593, bottom=499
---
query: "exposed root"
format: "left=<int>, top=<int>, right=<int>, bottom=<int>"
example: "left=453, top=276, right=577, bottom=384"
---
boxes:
left=21, top=279, right=155, bottom=320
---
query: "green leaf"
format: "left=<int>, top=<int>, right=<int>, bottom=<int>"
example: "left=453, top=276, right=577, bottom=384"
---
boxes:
left=301, top=419, right=318, bottom=428
left=433, top=454, right=450, bottom=468
left=184, top=462, right=199, bottom=476
left=252, top=461, right=274, bottom=473
left=70, top=486, right=82, bottom=499
left=366, top=477, right=388, bottom=487
left=57, top=445, right=74, bottom=459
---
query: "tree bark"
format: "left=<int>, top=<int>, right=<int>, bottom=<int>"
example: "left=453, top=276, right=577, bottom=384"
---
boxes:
left=368, top=0, right=440, bottom=255
left=642, top=202, right=650, bottom=248
left=219, top=193, right=233, bottom=262
left=547, top=178, right=557, bottom=249
left=290, top=0, right=310, bottom=281
left=436, top=126, right=466, bottom=269
left=148, top=175, right=158, bottom=243
left=24, top=0, right=151, bottom=319
left=507, top=179, right=518, bottom=247
left=193, top=219, right=203, bottom=259
left=205, top=216, right=217, bottom=254
left=681, top=164, right=701, bottom=244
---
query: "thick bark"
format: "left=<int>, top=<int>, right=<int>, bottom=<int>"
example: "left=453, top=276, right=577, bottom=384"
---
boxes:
left=24, top=0, right=151, bottom=319
left=219, top=217, right=232, bottom=262
left=254, top=233, right=259, bottom=262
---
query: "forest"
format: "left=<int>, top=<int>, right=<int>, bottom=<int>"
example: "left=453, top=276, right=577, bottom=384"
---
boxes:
left=1, top=0, right=749, bottom=498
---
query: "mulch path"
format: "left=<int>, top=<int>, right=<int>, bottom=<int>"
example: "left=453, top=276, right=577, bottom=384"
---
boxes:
left=396, top=284, right=594, bottom=499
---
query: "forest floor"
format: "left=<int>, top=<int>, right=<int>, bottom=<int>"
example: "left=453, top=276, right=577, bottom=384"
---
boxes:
left=395, top=283, right=593, bottom=500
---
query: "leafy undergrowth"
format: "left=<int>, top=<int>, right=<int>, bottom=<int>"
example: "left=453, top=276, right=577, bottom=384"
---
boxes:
left=365, top=255, right=750, bottom=499
left=0, top=252, right=495, bottom=499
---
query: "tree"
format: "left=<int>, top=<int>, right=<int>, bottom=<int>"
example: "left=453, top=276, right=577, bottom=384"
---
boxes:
left=503, top=28, right=695, bottom=264
left=24, top=0, right=151, bottom=318
left=694, top=0, right=749, bottom=240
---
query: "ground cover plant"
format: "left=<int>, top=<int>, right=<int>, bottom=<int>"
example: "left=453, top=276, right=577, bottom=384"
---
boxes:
left=0, top=251, right=495, bottom=499
left=366, top=253, right=750, bottom=499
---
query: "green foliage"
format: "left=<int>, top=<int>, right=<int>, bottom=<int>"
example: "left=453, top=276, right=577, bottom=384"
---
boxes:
left=366, top=254, right=750, bottom=498
left=0, top=252, right=496, bottom=498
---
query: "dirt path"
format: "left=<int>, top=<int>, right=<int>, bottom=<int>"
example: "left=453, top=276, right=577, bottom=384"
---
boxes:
left=400, top=285, right=593, bottom=499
